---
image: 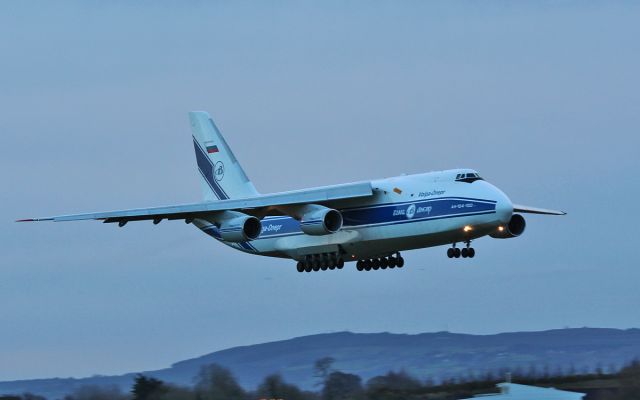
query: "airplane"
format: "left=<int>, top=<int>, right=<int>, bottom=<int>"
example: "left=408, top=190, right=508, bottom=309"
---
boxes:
left=18, top=111, right=566, bottom=273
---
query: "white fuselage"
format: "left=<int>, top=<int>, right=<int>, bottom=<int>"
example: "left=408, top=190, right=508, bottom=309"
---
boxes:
left=194, top=169, right=514, bottom=262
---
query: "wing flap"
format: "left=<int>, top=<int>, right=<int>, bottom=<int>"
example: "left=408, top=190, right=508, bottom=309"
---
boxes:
left=513, top=204, right=566, bottom=215
left=18, top=181, right=374, bottom=223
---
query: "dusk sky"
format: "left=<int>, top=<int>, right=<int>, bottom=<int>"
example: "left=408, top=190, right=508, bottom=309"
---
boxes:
left=2, top=1, right=639, bottom=382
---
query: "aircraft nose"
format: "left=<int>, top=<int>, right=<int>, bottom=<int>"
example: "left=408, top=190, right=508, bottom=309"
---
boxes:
left=490, top=185, right=514, bottom=223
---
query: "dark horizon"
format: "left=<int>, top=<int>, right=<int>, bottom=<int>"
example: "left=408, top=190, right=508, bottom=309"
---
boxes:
left=2, top=326, right=639, bottom=400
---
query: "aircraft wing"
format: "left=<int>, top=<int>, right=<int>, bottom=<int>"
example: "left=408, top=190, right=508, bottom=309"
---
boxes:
left=513, top=204, right=566, bottom=216
left=18, top=181, right=373, bottom=224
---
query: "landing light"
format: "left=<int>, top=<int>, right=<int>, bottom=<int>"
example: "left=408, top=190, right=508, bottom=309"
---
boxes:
left=463, top=225, right=473, bottom=232
left=498, top=226, right=505, bottom=232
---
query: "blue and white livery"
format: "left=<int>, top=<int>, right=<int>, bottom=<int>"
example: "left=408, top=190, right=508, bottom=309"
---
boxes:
left=19, top=112, right=566, bottom=272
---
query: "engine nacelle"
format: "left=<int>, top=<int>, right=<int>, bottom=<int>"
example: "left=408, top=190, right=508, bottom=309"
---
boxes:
left=490, top=214, right=526, bottom=239
left=218, top=214, right=262, bottom=242
left=300, top=207, right=343, bottom=236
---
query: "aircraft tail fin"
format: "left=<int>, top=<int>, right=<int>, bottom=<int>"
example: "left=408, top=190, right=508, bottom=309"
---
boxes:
left=189, top=111, right=259, bottom=201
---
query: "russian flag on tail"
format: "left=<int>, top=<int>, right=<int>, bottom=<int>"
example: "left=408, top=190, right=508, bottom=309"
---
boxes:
left=206, top=144, right=219, bottom=154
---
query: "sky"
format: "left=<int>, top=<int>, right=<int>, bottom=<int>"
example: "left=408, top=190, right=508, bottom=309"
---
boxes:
left=1, top=0, right=640, bottom=382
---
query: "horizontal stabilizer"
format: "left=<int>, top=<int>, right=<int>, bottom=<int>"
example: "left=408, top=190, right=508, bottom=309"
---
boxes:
left=513, top=204, right=566, bottom=215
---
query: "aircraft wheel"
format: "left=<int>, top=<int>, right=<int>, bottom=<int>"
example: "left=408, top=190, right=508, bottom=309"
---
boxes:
left=304, top=263, right=312, bottom=273
left=372, top=259, right=380, bottom=270
left=461, top=248, right=468, bottom=258
left=337, top=258, right=345, bottom=269
left=454, top=248, right=461, bottom=258
left=312, top=260, right=320, bottom=271
left=297, top=261, right=304, bottom=272
left=447, top=248, right=454, bottom=258
left=329, top=263, right=336, bottom=270
left=364, top=260, right=372, bottom=271
left=381, top=258, right=389, bottom=269
left=356, top=261, right=364, bottom=271
left=397, top=257, right=405, bottom=268
left=468, top=248, right=475, bottom=258
left=323, top=255, right=332, bottom=270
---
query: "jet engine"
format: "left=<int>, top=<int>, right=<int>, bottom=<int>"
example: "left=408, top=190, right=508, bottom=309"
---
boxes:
left=217, top=214, right=262, bottom=242
left=490, top=214, right=526, bottom=239
left=300, top=206, right=343, bottom=236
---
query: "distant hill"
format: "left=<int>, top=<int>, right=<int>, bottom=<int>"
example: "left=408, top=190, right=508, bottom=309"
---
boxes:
left=1, top=328, right=639, bottom=400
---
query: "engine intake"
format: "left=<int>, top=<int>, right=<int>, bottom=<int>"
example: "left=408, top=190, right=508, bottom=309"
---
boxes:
left=300, top=207, right=343, bottom=236
left=490, top=214, right=526, bottom=239
left=218, top=215, right=262, bottom=242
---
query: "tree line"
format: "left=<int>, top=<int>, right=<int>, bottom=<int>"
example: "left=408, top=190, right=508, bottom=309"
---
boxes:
left=2, top=358, right=640, bottom=400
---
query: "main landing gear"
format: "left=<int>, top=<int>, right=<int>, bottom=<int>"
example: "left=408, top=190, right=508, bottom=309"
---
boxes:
left=297, top=253, right=345, bottom=273
left=356, top=253, right=404, bottom=271
left=447, top=241, right=475, bottom=259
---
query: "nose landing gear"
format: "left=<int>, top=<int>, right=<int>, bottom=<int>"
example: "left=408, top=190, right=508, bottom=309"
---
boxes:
left=447, top=241, right=475, bottom=259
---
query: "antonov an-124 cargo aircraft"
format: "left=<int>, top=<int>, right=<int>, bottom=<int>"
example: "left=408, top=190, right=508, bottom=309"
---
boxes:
left=19, top=112, right=566, bottom=272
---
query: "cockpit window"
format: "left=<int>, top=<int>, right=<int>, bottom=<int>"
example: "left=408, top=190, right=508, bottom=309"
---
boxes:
left=455, top=172, right=483, bottom=183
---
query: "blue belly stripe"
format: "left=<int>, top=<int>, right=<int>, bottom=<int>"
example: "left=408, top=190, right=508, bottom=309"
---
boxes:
left=201, top=225, right=258, bottom=252
left=341, top=197, right=495, bottom=227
